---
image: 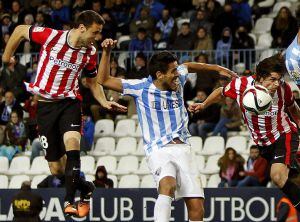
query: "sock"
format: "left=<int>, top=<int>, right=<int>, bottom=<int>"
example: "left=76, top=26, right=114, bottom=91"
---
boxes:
left=64, top=150, right=81, bottom=204
left=281, top=179, right=300, bottom=211
left=154, top=194, right=172, bottom=222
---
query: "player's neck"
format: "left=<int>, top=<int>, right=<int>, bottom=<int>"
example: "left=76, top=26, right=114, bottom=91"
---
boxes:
left=153, top=80, right=168, bottom=91
left=68, top=29, right=82, bottom=49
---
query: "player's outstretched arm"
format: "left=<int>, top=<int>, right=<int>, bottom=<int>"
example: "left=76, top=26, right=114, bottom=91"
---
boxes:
left=188, top=87, right=224, bottom=113
left=2, top=25, right=31, bottom=64
left=183, top=62, right=238, bottom=79
left=97, top=38, right=123, bottom=93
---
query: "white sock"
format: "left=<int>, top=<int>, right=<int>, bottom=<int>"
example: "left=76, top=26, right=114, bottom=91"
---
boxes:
left=154, top=194, right=173, bottom=222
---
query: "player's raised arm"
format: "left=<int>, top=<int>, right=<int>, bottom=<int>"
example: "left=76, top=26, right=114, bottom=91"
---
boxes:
left=183, top=62, right=238, bottom=79
left=97, top=38, right=123, bottom=93
left=2, top=25, right=31, bottom=64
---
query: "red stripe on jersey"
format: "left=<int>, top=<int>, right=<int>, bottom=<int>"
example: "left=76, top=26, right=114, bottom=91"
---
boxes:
left=285, top=132, right=292, bottom=165
left=277, top=88, right=284, bottom=132
left=44, top=43, right=69, bottom=93
left=265, top=116, right=275, bottom=144
left=35, top=31, right=63, bottom=87
left=56, top=50, right=79, bottom=95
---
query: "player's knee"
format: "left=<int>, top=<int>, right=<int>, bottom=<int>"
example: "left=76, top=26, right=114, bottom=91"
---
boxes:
left=159, top=180, right=176, bottom=197
left=187, top=200, right=204, bottom=220
left=64, top=133, right=80, bottom=150
left=271, top=171, right=287, bottom=188
left=49, top=165, right=64, bottom=175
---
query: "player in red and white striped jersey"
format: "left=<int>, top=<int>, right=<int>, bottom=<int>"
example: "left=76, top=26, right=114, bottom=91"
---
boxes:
left=2, top=10, right=126, bottom=217
left=190, top=54, right=300, bottom=212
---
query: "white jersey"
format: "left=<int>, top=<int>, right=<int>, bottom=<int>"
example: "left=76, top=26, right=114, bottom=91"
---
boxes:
left=285, top=34, right=300, bottom=85
left=121, top=71, right=190, bottom=155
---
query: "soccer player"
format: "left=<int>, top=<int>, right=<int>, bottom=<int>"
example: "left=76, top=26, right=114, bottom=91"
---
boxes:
left=189, top=54, right=300, bottom=212
left=97, top=38, right=237, bottom=222
left=2, top=11, right=126, bottom=217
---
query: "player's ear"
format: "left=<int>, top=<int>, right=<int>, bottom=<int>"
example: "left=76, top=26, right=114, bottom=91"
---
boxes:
left=156, top=71, right=163, bottom=80
left=78, top=24, right=87, bottom=33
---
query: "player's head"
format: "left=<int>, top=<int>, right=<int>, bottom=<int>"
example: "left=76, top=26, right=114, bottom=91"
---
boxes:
left=256, top=54, right=286, bottom=94
left=74, top=10, right=105, bottom=47
left=249, top=145, right=260, bottom=160
left=148, top=51, right=179, bottom=91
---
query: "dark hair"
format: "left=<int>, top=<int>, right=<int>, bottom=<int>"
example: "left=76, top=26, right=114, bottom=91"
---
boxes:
left=74, top=10, right=105, bottom=28
left=136, top=52, right=146, bottom=61
left=181, top=22, right=190, bottom=27
left=249, top=145, right=258, bottom=150
left=195, top=53, right=208, bottom=63
left=256, top=53, right=286, bottom=81
left=148, top=51, right=177, bottom=80
left=137, top=27, right=147, bottom=33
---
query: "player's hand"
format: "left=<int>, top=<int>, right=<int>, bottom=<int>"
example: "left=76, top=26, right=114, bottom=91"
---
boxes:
left=2, top=56, right=16, bottom=68
left=217, top=65, right=238, bottom=79
left=102, top=101, right=127, bottom=112
left=101, top=39, right=117, bottom=52
left=188, top=103, right=205, bottom=113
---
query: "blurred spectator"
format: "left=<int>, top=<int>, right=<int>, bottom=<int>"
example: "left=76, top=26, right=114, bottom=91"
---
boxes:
left=37, top=1, right=53, bottom=16
left=192, top=0, right=207, bottom=11
left=11, top=0, right=27, bottom=25
left=194, top=26, right=213, bottom=51
left=23, top=14, right=34, bottom=26
left=92, top=0, right=106, bottom=15
left=1, top=13, right=16, bottom=36
left=127, top=52, right=147, bottom=79
left=232, top=25, right=255, bottom=69
left=80, top=114, right=95, bottom=153
left=218, top=147, right=244, bottom=187
left=172, top=22, right=195, bottom=50
left=0, top=58, right=27, bottom=101
left=93, top=166, right=114, bottom=188
left=296, top=5, right=300, bottom=22
left=30, top=137, right=43, bottom=162
left=276, top=197, right=299, bottom=222
left=188, top=89, right=221, bottom=138
left=25, top=62, right=38, bottom=83
left=271, top=7, right=298, bottom=48
left=212, top=97, right=242, bottom=140
left=34, top=12, right=48, bottom=27
left=134, top=0, right=165, bottom=21
left=72, top=0, right=87, bottom=18
left=205, top=0, right=222, bottom=24
left=152, top=29, right=168, bottom=50
left=190, top=9, right=212, bottom=34
left=110, top=57, right=126, bottom=78
left=212, top=4, right=238, bottom=46
left=231, top=0, right=252, bottom=30
left=51, top=0, right=70, bottom=30
left=215, top=27, right=233, bottom=67
left=111, top=0, right=130, bottom=34
left=155, top=8, right=177, bottom=42
left=37, top=175, right=65, bottom=188
left=12, top=181, right=43, bottom=222
left=23, top=95, right=38, bottom=142
left=251, top=0, right=275, bottom=21
left=0, top=1, right=6, bottom=21
left=1, top=33, right=10, bottom=52
left=129, top=27, right=153, bottom=52
left=101, top=11, right=117, bottom=39
left=237, top=145, right=268, bottom=187
left=214, top=76, right=231, bottom=89
left=130, top=7, right=155, bottom=38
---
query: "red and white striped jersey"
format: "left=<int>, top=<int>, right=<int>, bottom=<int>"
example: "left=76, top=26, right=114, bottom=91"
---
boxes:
left=223, top=75, right=297, bottom=146
left=26, top=26, right=97, bottom=100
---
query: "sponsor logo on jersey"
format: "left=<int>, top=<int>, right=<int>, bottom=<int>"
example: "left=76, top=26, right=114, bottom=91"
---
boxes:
left=49, top=56, right=80, bottom=71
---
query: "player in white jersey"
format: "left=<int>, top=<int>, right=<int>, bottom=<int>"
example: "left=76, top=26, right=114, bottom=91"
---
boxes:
left=97, top=39, right=237, bottom=222
left=2, top=11, right=126, bottom=217
left=190, top=54, right=300, bottom=213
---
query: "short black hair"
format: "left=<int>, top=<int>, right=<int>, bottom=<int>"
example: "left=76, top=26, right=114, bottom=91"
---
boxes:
left=256, top=53, right=286, bottom=81
left=181, top=22, right=190, bottom=27
left=148, top=51, right=177, bottom=80
left=137, top=27, right=147, bottom=33
left=250, top=145, right=259, bottom=150
left=74, top=10, right=105, bottom=28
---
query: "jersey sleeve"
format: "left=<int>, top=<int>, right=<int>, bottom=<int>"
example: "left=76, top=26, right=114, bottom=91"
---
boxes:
left=177, top=64, right=188, bottom=85
left=29, top=26, right=53, bottom=45
left=284, top=82, right=295, bottom=107
left=222, top=78, right=238, bottom=99
left=121, top=78, right=147, bottom=97
left=82, top=50, right=97, bottom=78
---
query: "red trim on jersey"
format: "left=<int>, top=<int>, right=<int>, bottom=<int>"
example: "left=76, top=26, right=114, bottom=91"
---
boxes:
left=276, top=88, right=284, bottom=133
left=285, top=133, right=292, bottom=165
left=265, top=116, right=275, bottom=144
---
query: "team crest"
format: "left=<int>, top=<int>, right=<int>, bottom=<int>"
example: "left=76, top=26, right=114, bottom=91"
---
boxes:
left=33, top=27, right=45, bottom=32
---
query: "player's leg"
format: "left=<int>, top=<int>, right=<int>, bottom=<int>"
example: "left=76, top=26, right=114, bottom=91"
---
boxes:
left=184, top=197, right=204, bottom=221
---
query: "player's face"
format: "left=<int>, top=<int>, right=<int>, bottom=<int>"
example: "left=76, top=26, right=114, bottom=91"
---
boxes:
left=158, top=61, right=180, bottom=91
left=80, top=23, right=103, bottom=47
left=258, top=72, right=282, bottom=95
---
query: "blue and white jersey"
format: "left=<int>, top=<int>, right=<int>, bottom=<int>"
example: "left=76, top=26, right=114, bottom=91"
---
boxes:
left=121, top=68, right=190, bottom=156
left=285, top=34, right=300, bottom=85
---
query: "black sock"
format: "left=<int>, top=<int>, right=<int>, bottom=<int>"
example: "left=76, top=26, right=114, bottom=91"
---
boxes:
left=64, top=150, right=81, bottom=204
left=281, top=179, right=300, bottom=212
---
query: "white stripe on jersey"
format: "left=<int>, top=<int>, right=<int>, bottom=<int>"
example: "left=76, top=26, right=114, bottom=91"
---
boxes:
left=285, top=35, right=300, bottom=85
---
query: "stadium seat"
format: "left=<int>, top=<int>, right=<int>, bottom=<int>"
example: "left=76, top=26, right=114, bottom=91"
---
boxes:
left=108, top=175, right=118, bottom=188
left=28, top=156, right=51, bottom=175
left=9, top=175, right=30, bottom=189
left=271, top=2, right=291, bottom=16
left=0, top=175, right=9, bottom=188
left=200, top=136, right=224, bottom=156
left=7, top=156, right=30, bottom=175
left=207, top=174, right=221, bottom=188
left=140, top=175, right=156, bottom=188
left=253, top=18, right=273, bottom=35
left=135, top=157, right=150, bottom=175
left=130, top=114, right=139, bottom=122
left=188, top=136, right=203, bottom=154
left=91, top=137, right=116, bottom=156
left=118, top=52, right=129, bottom=69
left=256, top=33, right=273, bottom=49
left=113, top=155, right=139, bottom=175
left=130, top=124, right=142, bottom=137
left=85, top=174, right=95, bottom=182
left=31, top=175, right=48, bottom=188
left=94, top=119, right=114, bottom=138
left=199, top=174, right=207, bottom=188
left=0, top=156, right=9, bottom=174
left=111, top=137, right=137, bottom=156
left=97, top=156, right=117, bottom=173
left=117, top=35, right=131, bottom=49
left=199, top=155, right=222, bottom=175
left=248, top=33, right=257, bottom=44
left=131, top=138, right=145, bottom=156
left=118, top=175, right=140, bottom=188
left=176, top=18, right=190, bottom=29
left=225, top=136, right=247, bottom=154
left=114, top=119, right=136, bottom=137
left=195, top=155, right=205, bottom=172
left=81, top=155, right=95, bottom=174
left=259, top=49, right=277, bottom=61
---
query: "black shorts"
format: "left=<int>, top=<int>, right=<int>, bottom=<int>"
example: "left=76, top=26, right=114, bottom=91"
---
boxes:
left=37, top=99, right=82, bottom=161
left=258, top=132, right=300, bottom=173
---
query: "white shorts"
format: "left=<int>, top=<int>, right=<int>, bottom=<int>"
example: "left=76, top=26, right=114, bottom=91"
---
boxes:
left=146, top=144, right=204, bottom=200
